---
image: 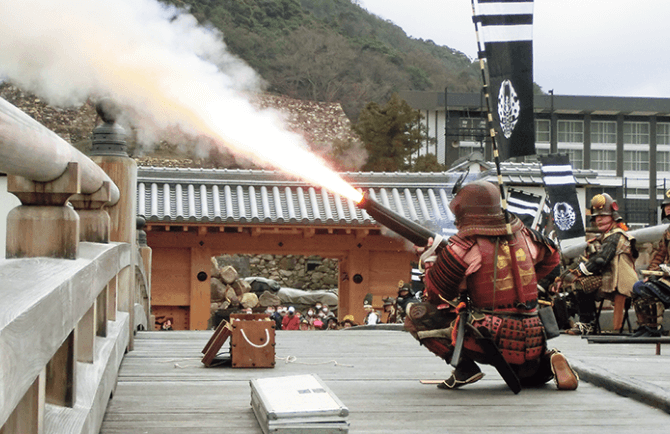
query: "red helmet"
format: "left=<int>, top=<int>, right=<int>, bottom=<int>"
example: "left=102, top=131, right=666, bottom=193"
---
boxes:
left=450, top=181, right=520, bottom=236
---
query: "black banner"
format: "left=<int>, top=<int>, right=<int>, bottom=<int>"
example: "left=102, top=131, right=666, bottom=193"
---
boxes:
left=539, top=154, right=586, bottom=243
left=473, top=0, right=535, bottom=160
left=507, top=188, right=542, bottom=228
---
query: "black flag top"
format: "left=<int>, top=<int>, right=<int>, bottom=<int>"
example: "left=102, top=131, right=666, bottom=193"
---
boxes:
left=507, top=188, right=542, bottom=229
left=472, top=0, right=535, bottom=160
left=539, top=154, right=586, bottom=244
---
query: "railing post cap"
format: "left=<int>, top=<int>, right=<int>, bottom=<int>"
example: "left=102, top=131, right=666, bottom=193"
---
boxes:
left=91, top=98, right=128, bottom=157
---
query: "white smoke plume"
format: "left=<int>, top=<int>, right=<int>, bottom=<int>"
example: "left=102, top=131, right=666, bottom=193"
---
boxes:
left=0, top=0, right=362, bottom=200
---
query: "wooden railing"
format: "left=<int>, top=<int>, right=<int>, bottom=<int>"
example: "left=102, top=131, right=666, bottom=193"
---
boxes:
left=0, top=96, right=147, bottom=434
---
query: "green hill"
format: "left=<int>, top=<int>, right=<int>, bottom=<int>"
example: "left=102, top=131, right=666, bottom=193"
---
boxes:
left=162, top=0, right=482, bottom=119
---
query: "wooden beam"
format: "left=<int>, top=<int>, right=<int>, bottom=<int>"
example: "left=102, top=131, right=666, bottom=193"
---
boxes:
left=304, top=228, right=315, bottom=238
left=198, top=226, right=207, bottom=236
left=76, top=304, right=96, bottom=364
left=1, top=369, right=45, bottom=434
left=356, top=229, right=369, bottom=239
left=96, top=287, right=108, bottom=337
left=46, top=330, right=76, bottom=408
left=165, top=225, right=170, bottom=232
left=107, top=275, right=117, bottom=322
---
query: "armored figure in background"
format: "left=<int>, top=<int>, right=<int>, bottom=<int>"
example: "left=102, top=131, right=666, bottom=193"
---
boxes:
left=631, top=189, right=670, bottom=337
left=556, top=193, right=638, bottom=335
left=406, top=181, right=578, bottom=391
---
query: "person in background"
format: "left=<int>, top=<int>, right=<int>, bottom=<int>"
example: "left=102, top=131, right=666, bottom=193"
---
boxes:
left=281, top=306, right=301, bottom=330
left=340, top=315, right=357, bottom=328
left=267, top=306, right=283, bottom=330
left=299, top=319, right=310, bottom=331
left=383, top=296, right=401, bottom=323
left=630, top=189, right=670, bottom=337
left=395, top=282, right=415, bottom=322
left=363, top=294, right=381, bottom=325
left=556, top=193, right=638, bottom=335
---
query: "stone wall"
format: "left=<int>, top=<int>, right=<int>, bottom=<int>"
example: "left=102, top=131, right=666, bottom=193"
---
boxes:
left=213, top=254, right=339, bottom=291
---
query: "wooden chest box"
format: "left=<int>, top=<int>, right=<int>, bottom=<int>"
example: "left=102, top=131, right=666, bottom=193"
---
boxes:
left=230, top=313, right=276, bottom=368
left=250, top=374, right=349, bottom=433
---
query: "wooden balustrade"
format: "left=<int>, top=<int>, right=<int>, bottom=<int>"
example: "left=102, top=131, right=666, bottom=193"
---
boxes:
left=0, top=97, right=120, bottom=205
left=0, top=96, right=148, bottom=434
left=0, top=243, right=133, bottom=433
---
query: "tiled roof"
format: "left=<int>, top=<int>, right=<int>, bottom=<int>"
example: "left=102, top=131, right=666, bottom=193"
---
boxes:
left=136, top=164, right=599, bottom=233
left=136, top=167, right=465, bottom=234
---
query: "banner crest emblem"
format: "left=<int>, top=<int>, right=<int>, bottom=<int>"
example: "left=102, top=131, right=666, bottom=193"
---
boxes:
left=553, top=202, right=577, bottom=231
left=497, top=79, right=520, bottom=139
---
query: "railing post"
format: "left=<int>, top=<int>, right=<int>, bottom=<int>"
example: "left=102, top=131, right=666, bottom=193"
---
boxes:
left=90, top=100, right=137, bottom=350
left=107, top=275, right=118, bottom=322
left=3, top=162, right=81, bottom=431
left=70, top=181, right=113, bottom=348
left=0, top=369, right=45, bottom=434
left=45, top=331, right=77, bottom=407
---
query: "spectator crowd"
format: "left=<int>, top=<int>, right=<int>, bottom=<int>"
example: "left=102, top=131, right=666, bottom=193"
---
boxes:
left=266, top=302, right=358, bottom=330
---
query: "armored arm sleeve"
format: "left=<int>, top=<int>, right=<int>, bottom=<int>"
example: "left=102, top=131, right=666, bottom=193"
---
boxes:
left=647, top=232, right=670, bottom=271
left=580, top=232, right=621, bottom=275
left=424, top=244, right=468, bottom=304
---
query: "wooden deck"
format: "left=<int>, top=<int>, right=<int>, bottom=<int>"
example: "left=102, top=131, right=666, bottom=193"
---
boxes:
left=100, top=330, right=670, bottom=433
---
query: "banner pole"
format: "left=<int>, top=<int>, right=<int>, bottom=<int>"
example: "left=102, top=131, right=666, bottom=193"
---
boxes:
left=470, top=0, right=511, bottom=231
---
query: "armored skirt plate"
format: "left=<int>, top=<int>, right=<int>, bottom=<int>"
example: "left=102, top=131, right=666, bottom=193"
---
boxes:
left=250, top=374, right=349, bottom=433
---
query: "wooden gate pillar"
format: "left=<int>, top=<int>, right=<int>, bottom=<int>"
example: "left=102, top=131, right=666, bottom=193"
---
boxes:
left=342, top=246, right=371, bottom=324
left=190, top=244, right=212, bottom=330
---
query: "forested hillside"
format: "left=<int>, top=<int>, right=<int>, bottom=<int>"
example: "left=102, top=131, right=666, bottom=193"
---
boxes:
left=162, top=0, right=482, bottom=119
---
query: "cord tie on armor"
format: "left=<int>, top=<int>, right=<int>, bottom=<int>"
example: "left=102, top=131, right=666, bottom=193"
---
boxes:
left=451, top=301, right=468, bottom=347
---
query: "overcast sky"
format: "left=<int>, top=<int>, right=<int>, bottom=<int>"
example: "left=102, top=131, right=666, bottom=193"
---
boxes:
left=359, top=0, right=670, bottom=99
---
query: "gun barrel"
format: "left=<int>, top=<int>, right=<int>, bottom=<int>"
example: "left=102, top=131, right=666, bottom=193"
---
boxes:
left=359, top=191, right=441, bottom=247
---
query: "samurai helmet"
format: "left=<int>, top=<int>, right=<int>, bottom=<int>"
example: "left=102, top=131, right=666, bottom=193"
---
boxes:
left=449, top=181, right=522, bottom=237
left=590, top=193, right=622, bottom=222
left=660, top=188, right=670, bottom=220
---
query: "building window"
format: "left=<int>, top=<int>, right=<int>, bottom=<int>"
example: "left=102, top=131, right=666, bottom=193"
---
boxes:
left=557, top=145, right=583, bottom=169
left=624, top=122, right=650, bottom=145
left=558, top=120, right=583, bottom=143
left=458, top=118, right=487, bottom=143
left=535, top=119, right=550, bottom=143
left=624, top=149, right=649, bottom=171
left=591, top=121, right=617, bottom=144
left=658, top=123, right=670, bottom=146
left=658, top=147, right=670, bottom=172
left=590, top=147, right=616, bottom=171
left=523, top=143, right=549, bottom=163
